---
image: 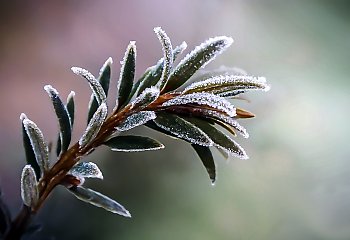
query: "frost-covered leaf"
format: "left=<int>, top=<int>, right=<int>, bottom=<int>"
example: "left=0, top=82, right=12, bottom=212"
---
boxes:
left=68, top=186, right=131, bottom=217
left=163, top=36, right=233, bottom=92
left=201, top=110, right=249, bottom=138
left=104, top=135, right=164, bottom=152
left=20, top=165, right=39, bottom=207
left=0, top=188, right=11, bottom=235
left=183, top=117, right=248, bottom=159
left=191, top=144, right=216, bottom=185
left=154, top=27, right=173, bottom=91
left=20, top=113, right=41, bottom=179
left=183, top=75, right=269, bottom=96
left=79, top=103, right=108, bottom=148
left=71, top=67, right=107, bottom=105
left=44, top=85, right=72, bottom=153
left=131, top=86, right=159, bottom=110
left=23, top=118, right=49, bottom=174
left=117, top=42, right=136, bottom=110
left=69, top=162, right=103, bottom=181
left=116, top=111, right=156, bottom=131
left=162, top=92, right=236, bottom=117
left=153, top=113, right=213, bottom=146
left=87, top=58, right=112, bottom=122
left=66, top=91, right=75, bottom=126
left=136, top=42, right=187, bottom=96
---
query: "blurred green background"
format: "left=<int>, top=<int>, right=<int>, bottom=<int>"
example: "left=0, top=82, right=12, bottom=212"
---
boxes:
left=0, top=0, right=349, bottom=239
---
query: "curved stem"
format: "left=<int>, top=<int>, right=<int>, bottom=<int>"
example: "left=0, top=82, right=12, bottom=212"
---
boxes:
left=4, top=205, right=31, bottom=240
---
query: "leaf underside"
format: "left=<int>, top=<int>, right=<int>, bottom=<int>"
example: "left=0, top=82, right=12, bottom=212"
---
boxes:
left=191, top=144, right=216, bottom=184
left=104, top=135, right=164, bottom=152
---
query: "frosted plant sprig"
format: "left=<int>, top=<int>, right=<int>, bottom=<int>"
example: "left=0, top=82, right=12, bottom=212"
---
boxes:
left=1, top=27, right=269, bottom=240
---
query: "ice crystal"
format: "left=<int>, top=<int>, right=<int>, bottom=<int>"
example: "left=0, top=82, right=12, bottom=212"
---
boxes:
left=99, top=57, right=113, bottom=76
left=20, top=165, right=38, bottom=207
left=162, top=92, right=236, bottom=117
left=79, top=103, right=108, bottom=147
left=71, top=67, right=107, bottom=105
left=116, top=111, right=156, bottom=132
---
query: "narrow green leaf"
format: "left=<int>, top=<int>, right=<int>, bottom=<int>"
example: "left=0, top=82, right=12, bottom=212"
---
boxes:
left=163, top=36, right=233, bottom=92
left=153, top=113, right=213, bottom=146
left=79, top=103, right=108, bottom=148
left=44, top=85, right=71, bottom=153
left=136, top=42, right=188, bottom=96
left=116, top=111, right=156, bottom=132
left=68, top=186, right=131, bottom=217
left=130, top=86, right=159, bottom=110
left=87, top=58, right=112, bottom=122
left=71, top=67, right=107, bottom=105
left=183, top=75, right=269, bottom=95
left=191, top=144, right=216, bottom=185
left=104, top=135, right=164, bottom=152
left=154, top=27, right=173, bottom=91
left=23, top=118, right=49, bottom=174
left=183, top=117, right=248, bottom=159
left=69, top=162, right=103, bottom=181
left=20, top=165, right=38, bottom=207
left=66, top=91, right=75, bottom=127
left=116, top=42, right=136, bottom=110
left=20, top=113, right=41, bottom=179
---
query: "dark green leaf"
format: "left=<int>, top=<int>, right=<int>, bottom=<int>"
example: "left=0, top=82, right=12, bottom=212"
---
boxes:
left=22, top=118, right=49, bottom=174
left=153, top=113, right=213, bottom=146
left=88, top=58, right=112, bottom=122
left=162, top=36, right=233, bottom=92
left=66, top=91, right=75, bottom=126
left=44, top=85, right=71, bottom=153
left=71, top=67, right=107, bottom=105
left=68, top=186, right=131, bottom=217
left=191, top=144, right=216, bottom=185
left=20, top=114, right=41, bottom=180
left=154, top=27, right=173, bottom=91
left=104, top=135, right=164, bottom=152
left=136, top=42, right=188, bottom=96
left=116, top=42, right=136, bottom=110
left=20, top=165, right=39, bottom=207
left=183, top=117, right=248, bottom=159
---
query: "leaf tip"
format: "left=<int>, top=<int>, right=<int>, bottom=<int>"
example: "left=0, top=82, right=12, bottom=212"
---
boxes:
left=20, top=113, right=27, bottom=121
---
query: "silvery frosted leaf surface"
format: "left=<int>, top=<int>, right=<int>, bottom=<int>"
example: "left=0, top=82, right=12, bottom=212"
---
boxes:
left=154, top=27, right=173, bottom=90
left=23, top=118, right=49, bottom=174
left=117, top=42, right=136, bottom=110
left=44, top=85, right=72, bottom=153
left=201, top=110, right=249, bottom=138
left=183, top=117, right=248, bottom=159
left=153, top=113, right=213, bottom=146
left=162, top=92, right=236, bottom=117
left=116, top=111, right=156, bottom=131
left=131, top=86, right=159, bottom=109
left=20, top=113, right=41, bottom=179
left=105, top=135, right=164, bottom=152
left=68, top=186, right=131, bottom=217
left=79, top=103, right=108, bottom=148
left=71, top=67, right=107, bottom=105
left=173, top=41, right=187, bottom=61
left=69, top=162, right=103, bottom=180
left=88, top=58, right=112, bottom=122
left=20, top=165, right=38, bottom=207
left=163, top=36, right=233, bottom=92
left=183, top=75, right=269, bottom=95
left=191, top=144, right=216, bottom=185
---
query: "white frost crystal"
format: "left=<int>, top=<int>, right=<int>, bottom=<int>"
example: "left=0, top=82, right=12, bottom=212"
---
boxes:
left=69, top=162, right=103, bottom=181
left=116, top=111, right=156, bottom=132
left=131, top=86, right=160, bottom=109
left=162, top=92, right=236, bottom=117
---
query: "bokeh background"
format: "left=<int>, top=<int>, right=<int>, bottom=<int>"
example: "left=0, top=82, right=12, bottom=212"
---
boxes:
left=1, top=1, right=349, bottom=239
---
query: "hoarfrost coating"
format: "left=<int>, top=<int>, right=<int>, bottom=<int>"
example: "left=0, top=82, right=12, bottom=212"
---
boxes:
left=116, top=111, right=156, bottom=132
left=69, top=162, right=103, bottom=180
